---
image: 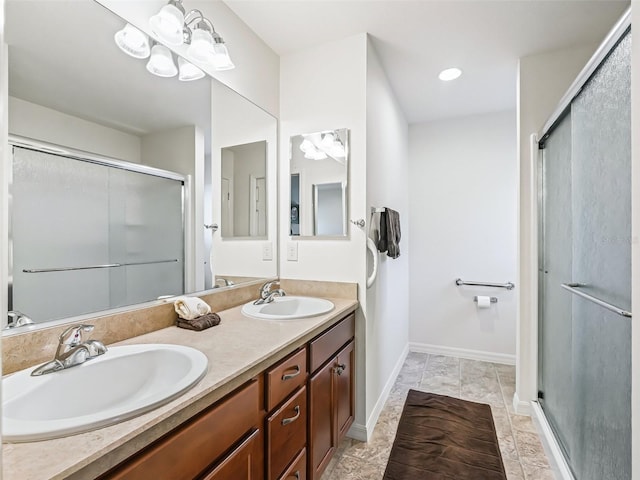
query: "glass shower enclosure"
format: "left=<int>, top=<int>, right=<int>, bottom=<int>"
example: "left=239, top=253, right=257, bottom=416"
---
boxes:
left=10, top=142, right=185, bottom=324
left=537, top=30, right=631, bottom=480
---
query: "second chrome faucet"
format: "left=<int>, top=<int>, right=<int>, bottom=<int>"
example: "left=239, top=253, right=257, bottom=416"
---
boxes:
left=254, top=280, right=286, bottom=305
left=31, top=324, right=107, bottom=376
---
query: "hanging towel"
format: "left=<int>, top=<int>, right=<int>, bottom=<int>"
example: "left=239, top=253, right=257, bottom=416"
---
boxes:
left=385, top=208, right=401, bottom=259
left=376, top=210, right=388, bottom=253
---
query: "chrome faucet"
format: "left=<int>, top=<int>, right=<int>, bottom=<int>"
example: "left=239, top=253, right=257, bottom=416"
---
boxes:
left=254, top=280, right=286, bottom=305
left=31, top=324, right=107, bottom=376
left=6, top=310, right=34, bottom=329
left=215, top=277, right=235, bottom=288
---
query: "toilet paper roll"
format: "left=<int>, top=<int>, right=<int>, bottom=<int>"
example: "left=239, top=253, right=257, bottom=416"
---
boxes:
left=476, top=295, right=491, bottom=308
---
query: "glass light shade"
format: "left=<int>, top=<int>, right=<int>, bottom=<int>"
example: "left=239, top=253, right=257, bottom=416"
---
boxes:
left=210, top=43, right=235, bottom=71
left=187, top=28, right=215, bottom=63
left=320, top=132, right=335, bottom=148
left=300, top=139, right=314, bottom=153
left=305, top=149, right=327, bottom=161
left=114, top=24, right=150, bottom=59
left=146, top=44, right=178, bottom=77
left=178, top=57, right=205, bottom=81
left=149, top=4, right=185, bottom=46
left=328, top=142, right=345, bottom=158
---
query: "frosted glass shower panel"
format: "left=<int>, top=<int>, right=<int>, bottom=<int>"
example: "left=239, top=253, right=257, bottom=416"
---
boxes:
left=539, top=112, right=573, bottom=460
left=10, top=147, right=185, bottom=323
left=12, top=147, right=112, bottom=320
left=569, top=31, right=631, bottom=480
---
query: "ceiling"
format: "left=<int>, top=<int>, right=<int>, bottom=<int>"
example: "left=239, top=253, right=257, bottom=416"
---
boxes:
left=224, top=0, right=629, bottom=124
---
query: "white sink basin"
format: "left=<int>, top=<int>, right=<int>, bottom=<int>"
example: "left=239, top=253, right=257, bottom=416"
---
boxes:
left=2, top=344, right=208, bottom=442
left=242, top=296, right=334, bottom=320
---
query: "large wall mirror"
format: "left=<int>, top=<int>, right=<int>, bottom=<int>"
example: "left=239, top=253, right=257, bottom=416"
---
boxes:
left=290, top=129, right=349, bottom=237
left=4, top=0, right=278, bottom=332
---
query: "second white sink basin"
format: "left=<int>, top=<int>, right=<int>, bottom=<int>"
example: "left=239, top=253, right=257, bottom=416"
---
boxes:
left=2, top=344, right=208, bottom=442
left=242, top=296, right=334, bottom=320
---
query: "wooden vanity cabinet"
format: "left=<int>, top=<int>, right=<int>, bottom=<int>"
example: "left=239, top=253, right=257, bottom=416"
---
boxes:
left=102, top=378, right=263, bottom=480
left=308, top=314, right=355, bottom=480
left=100, top=311, right=355, bottom=480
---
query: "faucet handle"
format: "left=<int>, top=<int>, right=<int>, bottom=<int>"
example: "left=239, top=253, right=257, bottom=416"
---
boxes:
left=260, top=280, right=280, bottom=297
left=59, top=324, right=94, bottom=346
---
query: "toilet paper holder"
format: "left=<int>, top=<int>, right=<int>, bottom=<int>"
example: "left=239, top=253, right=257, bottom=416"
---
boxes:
left=474, top=296, right=497, bottom=304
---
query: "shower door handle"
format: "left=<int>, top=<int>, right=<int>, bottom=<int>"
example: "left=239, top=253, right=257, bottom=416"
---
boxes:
left=561, top=283, right=632, bottom=318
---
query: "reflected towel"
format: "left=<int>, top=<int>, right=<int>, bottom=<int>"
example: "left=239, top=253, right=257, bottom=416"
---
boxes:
left=173, top=296, right=211, bottom=320
left=385, top=208, right=401, bottom=259
left=177, top=313, right=221, bottom=331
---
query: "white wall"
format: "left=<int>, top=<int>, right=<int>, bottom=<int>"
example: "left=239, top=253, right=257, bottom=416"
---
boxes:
left=408, top=111, right=517, bottom=362
left=141, top=125, right=205, bottom=292
left=364, top=37, right=410, bottom=431
left=280, top=33, right=369, bottom=431
left=1, top=2, right=7, bottom=451
left=516, top=43, right=597, bottom=411
left=95, top=0, right=279, bottom=117
left=227, top=142, right=266, bottom=237
left=9, top=97, right=141, bottom=163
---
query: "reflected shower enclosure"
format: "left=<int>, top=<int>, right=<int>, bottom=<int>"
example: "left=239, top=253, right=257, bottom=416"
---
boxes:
left=10, top=143, right=185, bottom=324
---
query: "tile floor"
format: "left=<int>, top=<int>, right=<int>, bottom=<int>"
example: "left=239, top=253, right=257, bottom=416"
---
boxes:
left=320, top=352, right=555, bottom=480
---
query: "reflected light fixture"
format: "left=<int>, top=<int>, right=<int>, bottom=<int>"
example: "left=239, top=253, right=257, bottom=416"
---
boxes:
left=146, top=43, right=178, bottom=77
left=114, top=23, right=150, bottom=59
left=438, top=67, right=462, bottom=81
left=178, top=56, right=205, bottom=81
left=300, top=131, right=346, bottom=162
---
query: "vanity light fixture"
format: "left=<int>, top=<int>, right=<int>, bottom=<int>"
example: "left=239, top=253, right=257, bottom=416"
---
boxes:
left=114, top=23, right=151, bottom=59
left=438, top=67, right=462, bottom=81
left=149, top=0, right=235, bottom=71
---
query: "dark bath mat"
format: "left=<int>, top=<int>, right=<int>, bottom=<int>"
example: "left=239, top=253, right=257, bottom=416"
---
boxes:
left=383, top=390, right=507, bottom=480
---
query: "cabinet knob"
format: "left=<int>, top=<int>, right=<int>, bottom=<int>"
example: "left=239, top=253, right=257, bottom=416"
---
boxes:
left=334, top=363, right=346, bottom=376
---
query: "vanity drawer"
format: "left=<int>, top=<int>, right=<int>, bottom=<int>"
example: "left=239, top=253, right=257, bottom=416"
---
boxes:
left=309, top=313, right=355, bottom=373
left=266, top=347, right=307, bottom=411
left=266, top=386, right=307, bottom=480
left=278, top=448, right=306, bottom=480
left=104, top=378, right=261, bottom=480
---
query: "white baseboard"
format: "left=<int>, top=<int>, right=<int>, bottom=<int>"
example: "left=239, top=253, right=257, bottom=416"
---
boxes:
left=346, top=343, right=410, bottom=443
left=408, top=342, right=516, bottom=365
left=530, top=401, right=575, bottom=480
left=512, top=391, right=532, bottom=415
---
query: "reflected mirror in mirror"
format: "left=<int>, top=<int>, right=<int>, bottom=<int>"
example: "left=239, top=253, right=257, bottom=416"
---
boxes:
left=221, top=141, right=267, bottom=238
left=290, top=129, right=349, bottom=237
left=4, top=0, right=278, bottom=332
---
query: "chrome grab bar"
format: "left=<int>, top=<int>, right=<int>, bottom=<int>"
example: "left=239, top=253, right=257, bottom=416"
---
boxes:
left=455, top=278, right=515, bottom=290
left=561, top=283, right=632, bottom=318
left=23, top=259, right=179, bottom=274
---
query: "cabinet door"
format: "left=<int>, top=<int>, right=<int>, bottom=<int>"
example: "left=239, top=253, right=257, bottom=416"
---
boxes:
left=309, top=359, right=335, bottom=480
left=335, top=341, right=354, bottom=441
left=201, top=429, right=262, bottom=480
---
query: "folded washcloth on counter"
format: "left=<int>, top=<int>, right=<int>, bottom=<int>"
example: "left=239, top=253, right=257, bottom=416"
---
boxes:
left=173, top=296, right=212, bottom=320
left=177, top=312, right=221, bottom=331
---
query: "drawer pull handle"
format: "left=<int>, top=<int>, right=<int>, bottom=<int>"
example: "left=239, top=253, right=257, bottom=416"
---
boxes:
left=281, top=405, right=300, bottom=426
left=282, top=365, right=301, bottom=381
left=334, top=363, right=346, bottom=376
left=292, top=472, right=300, bottom=479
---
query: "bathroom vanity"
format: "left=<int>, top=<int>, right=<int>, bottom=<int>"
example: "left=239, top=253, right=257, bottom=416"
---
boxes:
left=2, top=292, right=357, bottom=480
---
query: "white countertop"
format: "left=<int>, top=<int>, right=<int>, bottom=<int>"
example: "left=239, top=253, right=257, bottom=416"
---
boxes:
left=2, top=298, right=358, bottom=480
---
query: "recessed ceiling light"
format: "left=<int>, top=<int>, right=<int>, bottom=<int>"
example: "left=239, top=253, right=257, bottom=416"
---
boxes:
left=438, top=67, right=462, bottom=81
